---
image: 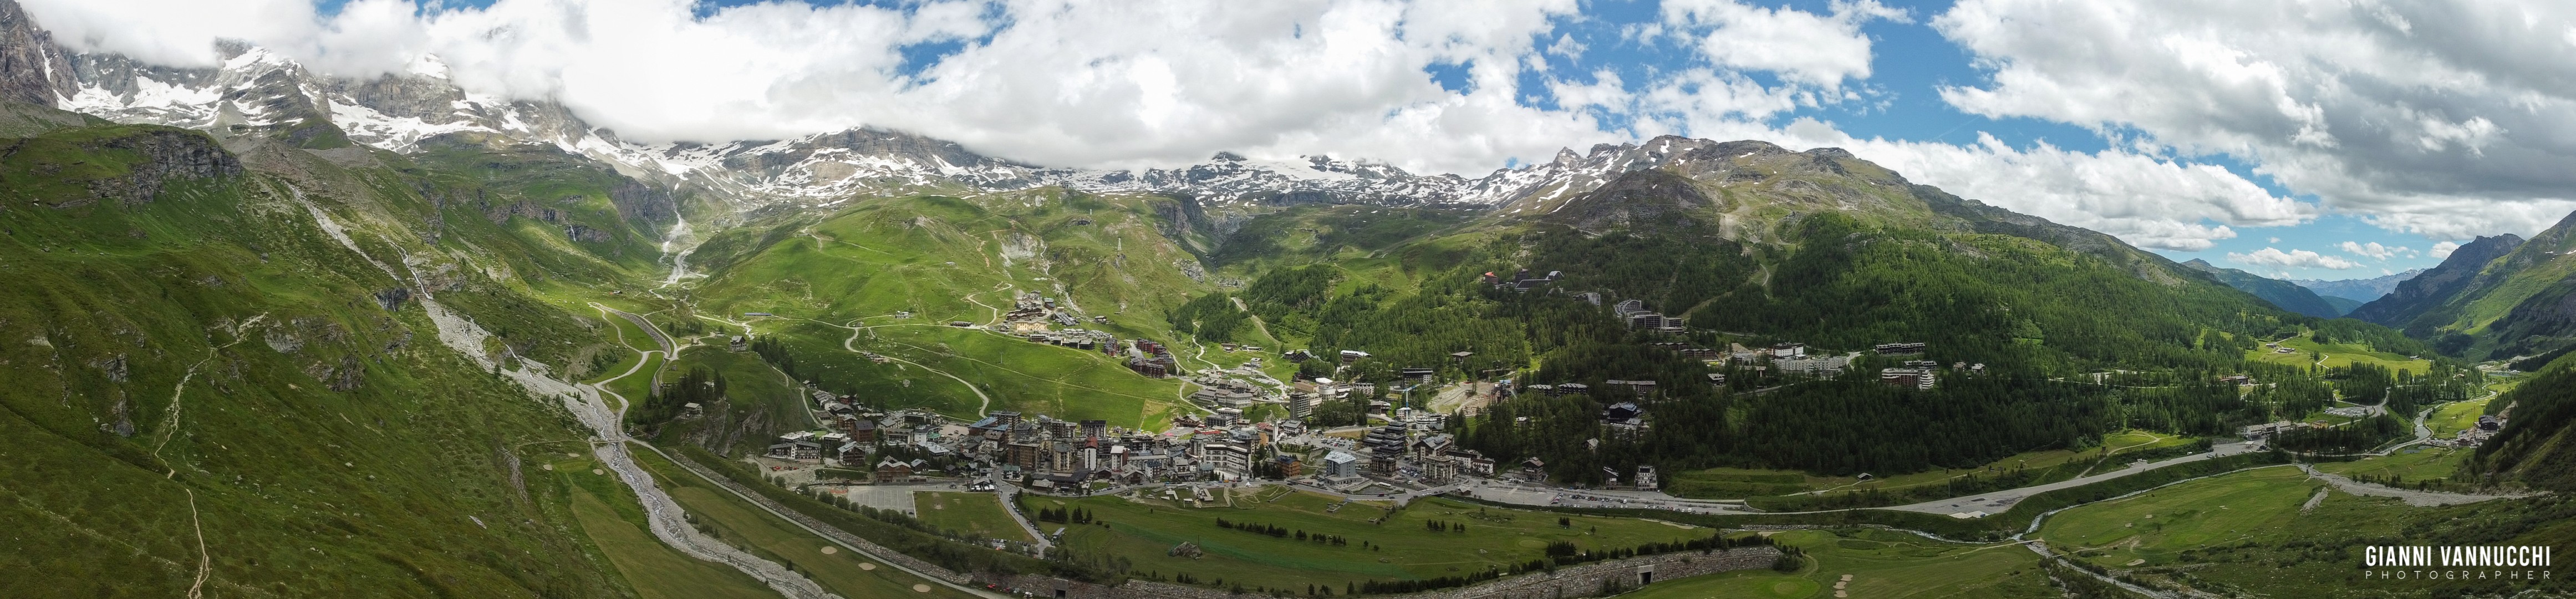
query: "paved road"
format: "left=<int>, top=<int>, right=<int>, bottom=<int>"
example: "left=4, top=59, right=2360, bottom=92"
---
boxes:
left=2294, top=464, right=2532, bottom=507
left=1885, top=441, right=2261, bottom=515
left=599, top=306, right=680, bottom=388
left=648, top=445, right=1011, bottom=599
left=986, top=473, right=1055, bottom=554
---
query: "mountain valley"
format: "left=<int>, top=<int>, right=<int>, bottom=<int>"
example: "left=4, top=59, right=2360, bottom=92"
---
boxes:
left=2, top=3, right=2572, bottom=598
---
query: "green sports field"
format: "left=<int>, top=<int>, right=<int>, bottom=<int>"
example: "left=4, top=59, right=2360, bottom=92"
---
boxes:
left=1040, top=490, right=1718, bottom=593
left=915, top=491, right=1034, bottom=544
left=1618, top=529, right=2056, bottom=599
left=2037, top=465, right=2318, bottom=568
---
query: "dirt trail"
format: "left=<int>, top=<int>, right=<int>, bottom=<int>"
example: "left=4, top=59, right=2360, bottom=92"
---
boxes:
left=816, top=319, right=997, bottom=414
left=184, top=489, right=209, bottom=599
left=151, top=314, right=265, bottom=469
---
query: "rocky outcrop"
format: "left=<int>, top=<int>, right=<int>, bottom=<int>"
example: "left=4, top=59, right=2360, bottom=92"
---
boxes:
left=372, top=288, right=412, bottom=312
left=1544, top=167, right=1715, bottom=235
left=564, top=223, right=611, bottom=243
left=38, top=127, right=245, bottom=208
left=607, top=178, right=678, bottom=233
left=0, top=0, right=74, bottom=106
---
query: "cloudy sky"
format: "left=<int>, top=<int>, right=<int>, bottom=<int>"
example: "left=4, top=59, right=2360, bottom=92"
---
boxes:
left=24, top=0, right=2576, bottom=282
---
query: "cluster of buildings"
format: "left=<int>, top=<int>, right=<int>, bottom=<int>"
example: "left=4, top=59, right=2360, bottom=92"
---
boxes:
left=2444, top=415, right=2506, bottom=447
left=1001, top=292, right=1062, bottom=327
left=1286, top=377, right=1371, bottom=418
left=1613, top=300, right=1688, bottom=333
left=1021, top=328, right=1114, bottom=350
left=1484, top=268, right=1564, bottom=292
left=1320, top=423, right=1496, bottom=490
left=767, top=400, right=1327, bottom=492
left=765, top=402, right=956, bottom=483
left=1879, top=359, right=1942, bottom=390
left=1126, top=339, right=1179, bottom=378
left=1188, top=377, right=1269, bottom=409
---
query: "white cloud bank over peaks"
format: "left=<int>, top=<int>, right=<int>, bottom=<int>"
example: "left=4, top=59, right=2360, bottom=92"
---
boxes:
left=1935, top=0, right=2576, bottom=240
left=19, top=0, right=2493, bottom=257
left=24, top=0, right=1663, bottom=173
left=2339, top=241, right=2412, bottom=261
left=2229, top=247, right=2361, bottom=271
left=18, top=0, right=1944, bottom=176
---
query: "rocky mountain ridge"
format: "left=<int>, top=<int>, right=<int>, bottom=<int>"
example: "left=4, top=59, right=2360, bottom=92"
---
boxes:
left=2, top=4, right=1928, bottom=220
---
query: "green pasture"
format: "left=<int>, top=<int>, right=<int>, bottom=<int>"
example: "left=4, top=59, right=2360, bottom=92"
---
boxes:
left=2312, top=446, right=2470, bottom=483
left=2246, top=333, right=2432, bottom=372
left=915, top=491, right=1034, bottom=544
left=2429, top=397, right=2494, bottom=437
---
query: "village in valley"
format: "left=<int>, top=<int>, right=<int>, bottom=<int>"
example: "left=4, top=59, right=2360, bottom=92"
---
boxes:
left=721, top=266, right=2049, bottom=550
left=644, top=257, right=2514, bottom=599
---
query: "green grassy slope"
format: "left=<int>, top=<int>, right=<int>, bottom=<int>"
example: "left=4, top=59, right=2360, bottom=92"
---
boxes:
left=2473, top=354, right=2576, bottom=490
left=2355, top=212, right=2576, bottom=362
left=0, top=123, right=635, bottom=597
left=675, top=191, right=1212, bottom=428
left=2037, top=465, right=2574, bottom=596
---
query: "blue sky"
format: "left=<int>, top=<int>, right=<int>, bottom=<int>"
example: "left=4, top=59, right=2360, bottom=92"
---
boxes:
left=253, top=0, right=2560, bottom=281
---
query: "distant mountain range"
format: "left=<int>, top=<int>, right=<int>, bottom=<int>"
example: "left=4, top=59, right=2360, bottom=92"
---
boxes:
left=2290, top=270, right=2422, bottom=302
left=2180, top=259, right=2344, bottom=318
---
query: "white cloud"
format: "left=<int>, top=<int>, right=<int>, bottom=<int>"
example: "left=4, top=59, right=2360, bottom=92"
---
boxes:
left=2338, top=241, right=2409, bottom=261
left=15, top=0, right=318, bottom=68
left=1934, top=0, right=2576, bottom=240
left=2228, top=247, right=2361, bottom=270
left=2430, top=241, right=2462, bottom=258
left=1659, top=0, right=1906, bottom=86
